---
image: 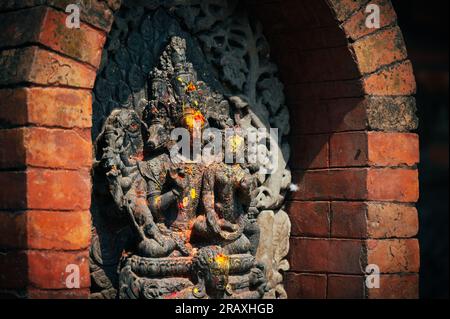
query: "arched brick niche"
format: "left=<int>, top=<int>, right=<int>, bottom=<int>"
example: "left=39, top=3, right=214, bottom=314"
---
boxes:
left=245, top=0, right=419, bottom=299
left=0, top=0, right=419, bottom=299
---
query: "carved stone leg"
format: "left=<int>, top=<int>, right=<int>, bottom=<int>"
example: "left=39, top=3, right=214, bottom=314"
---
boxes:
left=137, top=238, right=177, bottom=258
left=223, top=234, right=251, bottom=255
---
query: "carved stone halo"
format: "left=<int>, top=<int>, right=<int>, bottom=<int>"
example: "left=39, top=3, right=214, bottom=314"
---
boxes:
left=90, top=0, right=291, bottom=300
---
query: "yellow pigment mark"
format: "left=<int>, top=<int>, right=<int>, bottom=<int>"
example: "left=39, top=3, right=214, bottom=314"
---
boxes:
left=183, top=109, right=206, bottom=130
left=228, top=135, right=244, bottom=152
left=183, top=197, right=189, bottom=207
left=215, top=253, right=230, bottom=269
left=190, top=188, right=197, bottom=199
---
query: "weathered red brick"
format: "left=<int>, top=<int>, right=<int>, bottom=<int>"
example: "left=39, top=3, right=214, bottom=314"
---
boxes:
left=328, top=240, right=365, bottom=274
left=366, top=96, right=419, bottom=132
left=285, top=79, right=364, bottom=103
left=367, top=274, right=419, bottom=299
left=292, top=169, right=367, bottom=201
left=0, top=88, right=92, bottom=128
left=364, top=60, right=416, bottom=95
left=28, top=250, right=90, bottom=289
left=26, top=127, right=92, bottom=169
left=328, top=275, right=365, bottom=299
left=31, top=47, right=98, bottom=88
left=328, top=98, right=368, bottom=132
left=0, top=127, right=92, bottom=170
left=318, top=96, right=418, bottom=133
left=290, top=98, right=368, bottom=135
left=0, top=48, right=34, bottom=86
left=343, top=0, right=397, bottom=40
left=0, top=46, right=97, bottom=88
left=330, top=202, right=419, bottom=239
left=330, top=132, right=368, bottom=167
left=27, top=168, right=91, bottom=211
left=0, top=237, right=90, bottom=293
left=27, top=210, right=91, bottom=250
left=329, top=201, right=419, bottom=240
left=290, top=238, right=329, bottom=272
left=290, top=238, right=364, bottom=274
left=0, top=169, right=91, bottom=211
left=367, top=168, right=419, bottom=202
left=353, top=26, right=407, bottom=74
left=368, top=132, right=419, bottom=166
left=0, top=211, right=91, bottom=250
left=329, top=132, right=419, bottom=168
left=40, top=8, right=106, bottom=67
left=271, top=26, right=347, bottom=52
left=328, top=0, right=369, bottom=21
left=47, top=0, right=116, bottom=32
left=290, top=134, right=329, bottom=169
left=367, top=203, right=419, bottom=238
left=288, top=201, right=330, bottom=237
left=296, top=46, right=361, bottom=83
left=285, top=272, right=327, bottom=299
left=27, top=287, right=90, bottom=299
left=331, top=202, right=368, bottom=238
left=289, top=101, right=330, bottom=135
left=367, top=239, right=420, bottom=273
left=0, top=7, right=106, bottom=67
left=0, top=5, right=46, bottom=46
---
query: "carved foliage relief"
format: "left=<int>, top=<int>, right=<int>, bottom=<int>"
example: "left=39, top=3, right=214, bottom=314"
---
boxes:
left=91, top=0, right=291, bottom=299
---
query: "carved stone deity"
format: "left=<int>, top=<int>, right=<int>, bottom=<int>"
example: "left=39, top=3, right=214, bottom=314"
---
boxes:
left=92, top=37, right=267, bottom=299
left=91, top=1, right=291, bottom=300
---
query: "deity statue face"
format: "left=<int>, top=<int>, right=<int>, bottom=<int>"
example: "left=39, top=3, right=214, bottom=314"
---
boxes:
left=204, top=256, right=229, bottom=293
left=147, top=121, right=171, bottom=152
left=121, top=111, right=144, bottom=161
left=193, top=247, right=231, bottom=298
left=100, top=109, right=144, bottom=168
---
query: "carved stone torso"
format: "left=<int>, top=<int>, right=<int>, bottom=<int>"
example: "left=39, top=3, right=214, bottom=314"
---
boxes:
left=138, top=156, right=203, bottom=227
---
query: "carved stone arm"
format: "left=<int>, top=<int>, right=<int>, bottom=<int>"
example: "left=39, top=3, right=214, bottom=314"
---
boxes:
left=147, top=189, right=180, bottom=218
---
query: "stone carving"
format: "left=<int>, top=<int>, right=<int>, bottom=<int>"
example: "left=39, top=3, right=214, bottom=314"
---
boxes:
left=91, top=0, right=291, bottom=299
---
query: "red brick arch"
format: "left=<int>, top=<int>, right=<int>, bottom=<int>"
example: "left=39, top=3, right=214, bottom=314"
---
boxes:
left=0, top=0, right=419, bottom=299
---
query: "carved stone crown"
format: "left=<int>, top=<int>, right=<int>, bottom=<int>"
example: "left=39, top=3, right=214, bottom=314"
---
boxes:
left=146, top=37, right=211, bottom=130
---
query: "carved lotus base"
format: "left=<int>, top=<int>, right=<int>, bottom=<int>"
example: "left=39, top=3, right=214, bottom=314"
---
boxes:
left=119, top=254, right=257, bottom=299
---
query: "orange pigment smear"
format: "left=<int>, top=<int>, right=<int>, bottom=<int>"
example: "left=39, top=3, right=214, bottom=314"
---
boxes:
left=186, top=82, right=197, bottom=92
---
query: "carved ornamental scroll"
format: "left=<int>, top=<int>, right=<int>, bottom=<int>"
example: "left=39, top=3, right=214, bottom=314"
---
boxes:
left=90, top=0, right=292, bottom=299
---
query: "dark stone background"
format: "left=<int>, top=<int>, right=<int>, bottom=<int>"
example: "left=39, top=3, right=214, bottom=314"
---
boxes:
left=392, top=0, right=449, bottom=299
